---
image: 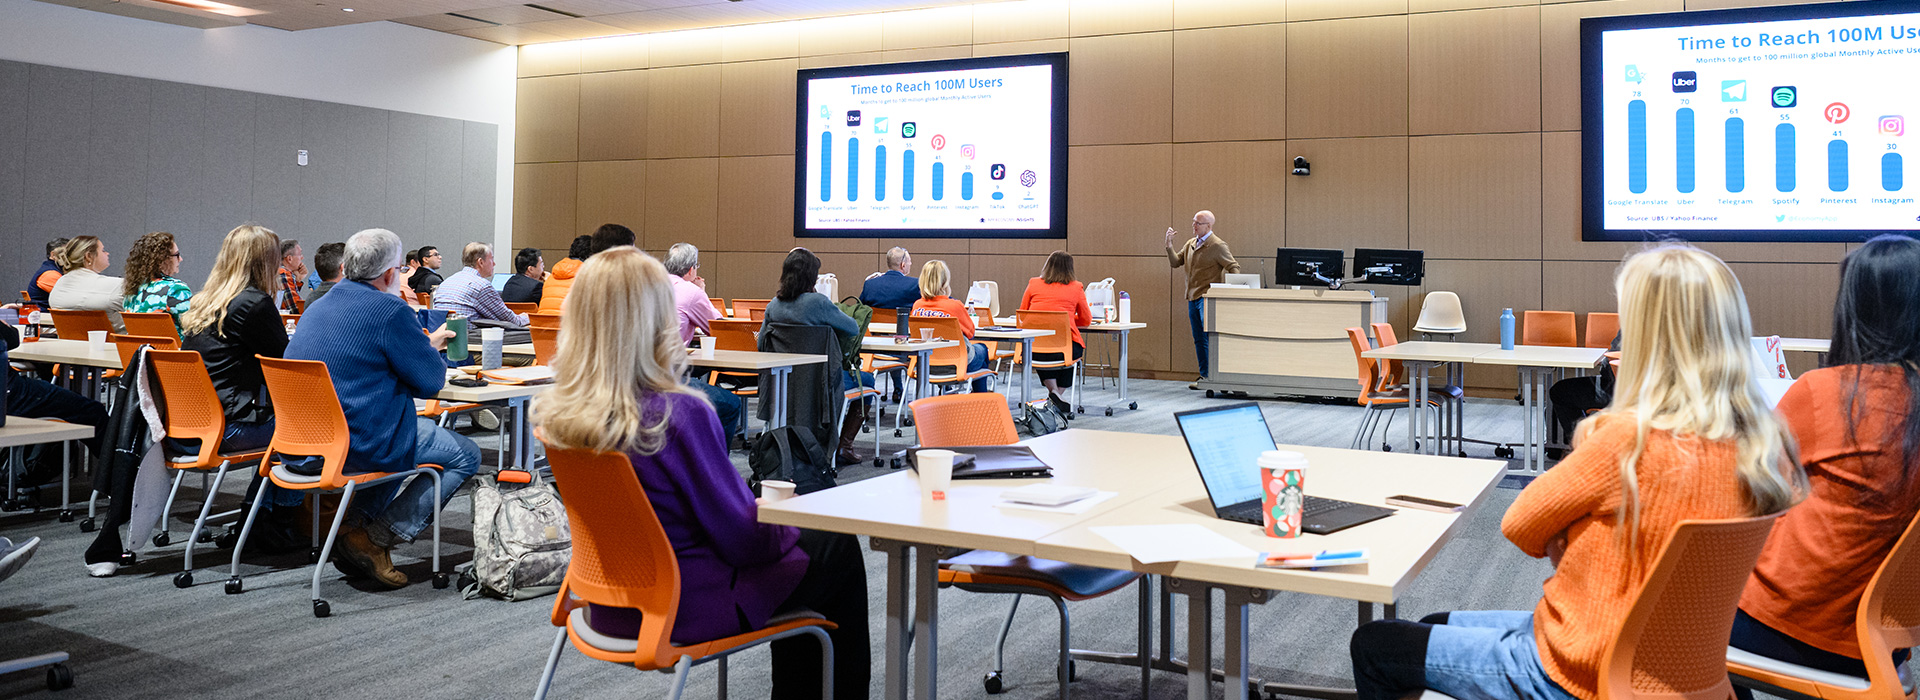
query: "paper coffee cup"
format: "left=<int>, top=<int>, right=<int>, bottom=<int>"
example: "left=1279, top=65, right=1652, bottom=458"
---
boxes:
left=760, top=479, right=796, bottom=503
left=917, top=449, right=957, bottom=500
left=88, top=330, right=108, bottom=352
left=1258, top=450, right=1310, bottom=538
left=919, top=328, right=934, bottom=341
left=699, top=336, right=718, bottom=355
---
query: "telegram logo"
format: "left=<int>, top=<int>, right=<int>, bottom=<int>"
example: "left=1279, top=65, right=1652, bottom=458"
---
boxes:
left=1721, top=80, right=1746, bottom=102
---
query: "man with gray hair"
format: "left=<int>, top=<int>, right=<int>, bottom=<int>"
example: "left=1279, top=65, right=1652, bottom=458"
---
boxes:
left=432, top=242, right=531, bottom=332
left=288, top=228, right=481, bottom=589
left=860, top=246, right=919, bottom=311
left=663, top=242, right=742, bottom=437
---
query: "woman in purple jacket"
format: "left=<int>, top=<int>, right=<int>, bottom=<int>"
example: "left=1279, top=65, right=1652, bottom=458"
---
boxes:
left=531, top=246, right=869, bottom=700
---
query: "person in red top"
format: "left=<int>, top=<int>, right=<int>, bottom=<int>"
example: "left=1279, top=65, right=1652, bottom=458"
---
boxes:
left=1349, top=244, right=1806, bottom=700
left=1731, top=234, right=1920, bottom=689
left=1019, top=251, right=1092, bottom=415
left=277, top=239, right=306, bottom=313
left=910, top=260, right=993, bottom=393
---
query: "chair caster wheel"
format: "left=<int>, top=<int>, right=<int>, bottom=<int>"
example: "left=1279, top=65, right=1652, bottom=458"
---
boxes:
left=433, top=572, right=450, bottom=589
left=58, top=510, right=75, bottom=523
left=1494, top=446, right=1515, bottom=459
left=873, top=459, right=884, bottom=468
left=893, top=430, right=903, bottom=438
left=312, top=599, right=331, bottom=618
left=1076, top=406, right=1085, bottom=414
left=173, top=572, right=193, bottom=588
left=118, top=551, right=137, bottom=567
left=1458, top=450, right=1469, bottom=458
left=1104, top=408, right=1114, bottom=417
left=47, top=663, right=73, bottom=690
left=983, top=671, right=1004, bottom=694
left=224, top=578, right=244, bottom=594
left=308, top=547, right=321, bottom=564
left=0, top=499, right=17, bottom=512
left=1205, top=390, right=1215, bottom=398
left=215, top=531, right=239, bottom=550
left=1129, top=402, right=1137, bottom=410
left=152, top=532, right=171, bottom=547
left=79, top=518, right=95, bottom=532
left=1383, top=444, right=1394, bottom=452
left=196, top=530, right=216, bottom=544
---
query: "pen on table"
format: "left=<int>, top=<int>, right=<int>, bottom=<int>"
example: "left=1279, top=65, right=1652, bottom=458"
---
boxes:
left=1315, top=550, right=1364, bottom=560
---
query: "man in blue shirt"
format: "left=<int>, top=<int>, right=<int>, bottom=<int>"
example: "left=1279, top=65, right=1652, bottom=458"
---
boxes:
left=288, top=228, right=481, bottom=589
left=860, top=247, right=920, bottom=310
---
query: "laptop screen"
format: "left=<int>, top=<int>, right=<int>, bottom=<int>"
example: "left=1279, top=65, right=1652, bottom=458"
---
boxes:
left=490, top=273, right=513, bottom=291
left=1175, top=403, right=1279, bottom=510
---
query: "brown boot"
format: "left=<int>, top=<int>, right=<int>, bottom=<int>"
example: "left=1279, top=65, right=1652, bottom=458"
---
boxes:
left=835, top=401, right=868, bottom=465
left=335, top=525, right=408, bottom=590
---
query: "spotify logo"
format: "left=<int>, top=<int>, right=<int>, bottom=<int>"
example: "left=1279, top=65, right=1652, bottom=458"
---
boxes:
left=1771, top=86, right=1797, bottom=108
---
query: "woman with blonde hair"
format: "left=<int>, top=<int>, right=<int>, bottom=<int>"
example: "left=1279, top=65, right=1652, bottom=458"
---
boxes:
left=534, top=246, right=869, bottom=700
left=1349, top=244, right=1805, bottom=700
left=48, top=235, right=127, bottom=332
left=122, top=231, right=192, bottom=322
left=910, top=259, right=993, bottom=393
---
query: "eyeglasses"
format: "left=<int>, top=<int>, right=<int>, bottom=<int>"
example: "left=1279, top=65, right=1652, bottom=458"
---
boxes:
left=170, top=251, right=183, bottom=259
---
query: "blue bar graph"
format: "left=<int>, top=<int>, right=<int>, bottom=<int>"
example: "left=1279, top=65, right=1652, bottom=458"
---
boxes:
left=962, top=171, right=974, bottom=200
left=1775, top=124, right=1796, bottom=192
left=846, top=137, right=859, bottom=202
left=819, top=133, right=832, bottom=201
left=1884, top=153, right=1904, bottom=191
left=875, top=145, right=887, bottom=201
left=932, top=162, right=944, bottom=201
left=1725, top=118, right=1746, bottom=193
left=1628, top=100, right=1648, bottom=194
left=1676, top=108, right=1696, bottom=194
left=903, top=150, right=915, bottom=201
left=1828, top=140, right=1848, bottom=192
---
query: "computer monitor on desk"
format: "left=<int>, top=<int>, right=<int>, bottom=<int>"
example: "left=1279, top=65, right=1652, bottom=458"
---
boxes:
left=1275, top=248, right=1345, bottom=289
left=1221, top=273, right=1263, bottom=289
left=1352, top=249, right=1424, bottom=286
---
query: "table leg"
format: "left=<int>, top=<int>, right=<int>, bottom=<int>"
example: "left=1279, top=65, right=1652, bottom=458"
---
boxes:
left=1404, top=361, right=1424, bottom=455
left=1530, top=368, right=1548, bottom=472
left=510, top=397, right=532, bottom=470
left=1222, top=587, right=1267, bottom=700
left=1118, top=329, right=1133, bottom=409
left=769, top=367, right=791, bottom=430
left=1450, top=363, right=1467, bottom=457
left=871, top=538, right=912, bottom=700
left=916, top=349, right=934, bottom=405
left=1181, top=581, right=1212, bottom=700
left=1020, top=337, right=1034, bottom=406
left=912, top=543, right=941, bottom=700
left=1519, top=368, right=1538, bottom=473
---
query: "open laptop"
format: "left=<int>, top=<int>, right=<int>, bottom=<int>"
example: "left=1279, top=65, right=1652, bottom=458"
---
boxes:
left=1174, top=402, right=1396, bottom=535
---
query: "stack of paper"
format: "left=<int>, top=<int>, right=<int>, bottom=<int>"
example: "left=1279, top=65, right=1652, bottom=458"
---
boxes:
left=1088, top=524, right=1256, bottom=564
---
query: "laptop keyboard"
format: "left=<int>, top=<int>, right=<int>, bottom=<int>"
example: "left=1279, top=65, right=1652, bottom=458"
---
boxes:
left=1223, top=496, right=1366, bottom=524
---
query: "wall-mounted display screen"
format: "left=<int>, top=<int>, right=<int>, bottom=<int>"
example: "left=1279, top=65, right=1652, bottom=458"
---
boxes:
left=794, top=53, right=1067, bottom=238
left=1583, top=0, right=1920, bottom=241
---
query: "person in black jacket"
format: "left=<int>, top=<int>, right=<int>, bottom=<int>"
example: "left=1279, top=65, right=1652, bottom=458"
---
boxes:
left=408, top=245, right=444, bottom=294
left=501, top=247, right=544, bottom=304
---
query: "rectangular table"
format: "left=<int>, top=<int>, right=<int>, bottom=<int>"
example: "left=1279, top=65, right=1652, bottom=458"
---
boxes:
left=8, top=338, right=123, bottom=399
left=0, top=416, right=97, bottom=522
left=1777, top=337, right=1829, bottom=353
left=860, top=336, right=960, bottom=410
left=994, top=318, right=1149, bottom=414
left=1363, top=342, right=1606, bottom=473
left=868, top=323, right=1055, bottom=407
left=760, top=429, right=1506, bottom=700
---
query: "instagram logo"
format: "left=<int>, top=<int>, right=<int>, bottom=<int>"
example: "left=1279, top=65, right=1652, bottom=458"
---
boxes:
left=1881, top=115, right=1905, bottom=137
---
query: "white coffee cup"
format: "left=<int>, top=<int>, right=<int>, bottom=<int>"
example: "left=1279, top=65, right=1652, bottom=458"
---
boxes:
left=919, top=328, right=934, bottom=341
left=916, top=449, right=957, bottom=500
left=760, top=479, right=797, bottom=503
left=88, top=330, right=108, bottom=352
left=699, top=335, right=718, bottom=355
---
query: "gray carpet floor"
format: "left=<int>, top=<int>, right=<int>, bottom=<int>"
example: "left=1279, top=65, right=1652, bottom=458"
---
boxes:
left=0, top=376, right=1761, bottom=699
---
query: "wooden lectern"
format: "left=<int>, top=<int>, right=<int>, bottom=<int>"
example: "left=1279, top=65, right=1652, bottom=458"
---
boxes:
left=1195, top=287, right=1389, bottom=399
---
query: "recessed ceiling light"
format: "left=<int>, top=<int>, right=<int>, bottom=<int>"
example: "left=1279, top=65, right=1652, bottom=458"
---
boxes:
left=342, top=7, right=353, bottom=10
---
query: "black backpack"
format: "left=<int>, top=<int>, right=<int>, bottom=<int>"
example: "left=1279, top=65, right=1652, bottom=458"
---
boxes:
left=748, top=425, right=836, bottom=496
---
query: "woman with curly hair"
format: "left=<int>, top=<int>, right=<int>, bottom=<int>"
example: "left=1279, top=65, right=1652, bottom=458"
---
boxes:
left=122, top=231, right=193, bottom=322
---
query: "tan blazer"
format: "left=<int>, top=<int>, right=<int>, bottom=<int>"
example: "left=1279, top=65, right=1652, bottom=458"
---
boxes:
left=1167, top=234, right=1241, bottom=302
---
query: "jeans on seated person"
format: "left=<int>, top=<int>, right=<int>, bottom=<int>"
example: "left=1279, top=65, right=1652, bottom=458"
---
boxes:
left=346, top=417, right=481, bottom=549
left=966, top=342, right=992, bottom=393
left=6, top=373, right=107, bottom=455
left=1728, top=610, right=1910, bottom=700
left=840, top=369, right=877, bottom=399
left=163, top=419, right=305, bottom=511
left=1350, top=610, right=1577, bottom=700
left=692, top=379, right=744, bottom=437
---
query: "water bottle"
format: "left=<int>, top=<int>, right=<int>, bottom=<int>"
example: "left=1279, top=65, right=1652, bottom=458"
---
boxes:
left=1499, top=308, right=1516, bottom=350
left=480, top=327, right=504, bottom=370
left=446, top=313, right=469, bottom=361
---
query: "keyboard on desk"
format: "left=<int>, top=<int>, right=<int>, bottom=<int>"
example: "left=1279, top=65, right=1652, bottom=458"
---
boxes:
left=1218, top=495, right=1396, bottom=535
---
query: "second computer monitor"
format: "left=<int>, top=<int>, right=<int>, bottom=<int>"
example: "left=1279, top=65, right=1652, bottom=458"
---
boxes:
left=1352, top=248, right=1424, bottom=286
left=1275, top=248, right=1345, bottom=288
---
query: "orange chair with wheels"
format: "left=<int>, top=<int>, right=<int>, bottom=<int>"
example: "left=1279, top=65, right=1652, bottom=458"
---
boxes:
left=1585, top=312, right=1621, bottom=349
left=731, top=298, right=770, bottom=320
left=121, top=311, right=180, bottom=340
left=1728, top=511, right=1920, bottom=700
left=531, top=446, right=835, bottom=700
left=530, top=326, right=559, bottom=365
left=145, top=349, right=268, bottom=588
left=224, top=356, right=450, bottom=617
left=908, top=316, right=995, bottom=397
left=48, top=310, right=110, bottom=340
left=1017, top=309, right=1083, bottom=414
left=529, top=312, right=562, bottom=330
left=1370, top=323, right=1494, bottom=456
left=975, top=306, right=1018, bottom=376
left=1523, top=310, right=1579, bottom=348
left=1347, top=328, right=1426, bottom=451
left=911, top=393, right=1147, bottom=699
left=707, top=318, right=761, bottom=435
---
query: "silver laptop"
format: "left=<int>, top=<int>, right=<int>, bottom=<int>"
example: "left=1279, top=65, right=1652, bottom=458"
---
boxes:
left=1173, top=402, right=1395, bottom=535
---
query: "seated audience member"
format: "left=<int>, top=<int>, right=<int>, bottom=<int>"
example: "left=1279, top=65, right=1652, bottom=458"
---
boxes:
left=1731, top=234, right=1920, bottom=689
left=587, top=222, right=635, bottom=257
left=287, top=228, right=481, bottom=589
left=532, top=247, right=869, bottom=700
left=121, top=231, right=193, bottom=322
left=1020, top=251, right=1092, bottom=415
left=432, top=242, right=531, bottom=340
left=537, top=234, right=592, bottom=314
left=277, top=239, right=306, bottom=313
left=911, top=260, right=993, bottom=393
left=301, top=242, right=345, bottom=306
left=663, top=242, right=741, bottom=435
left=408, top=245, right=444, bottom=295
left=500, top=247, right=544, bottom=304
left=179, top=224, right=303, bottom=545
left=1548, top=331, right=1621, bottom=451
left=765, top=248, right=876, bottom=464
left=859, top=246, right=919, bottom=311
left=1348, top=244, right=1805, bottom=700
left=48, top=235, right=126, bottom=332
left=26, top=238, right=68, bottom=310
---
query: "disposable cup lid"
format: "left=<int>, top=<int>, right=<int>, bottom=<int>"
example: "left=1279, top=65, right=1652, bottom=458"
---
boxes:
left=1257, top=450, right=1309, bottom=469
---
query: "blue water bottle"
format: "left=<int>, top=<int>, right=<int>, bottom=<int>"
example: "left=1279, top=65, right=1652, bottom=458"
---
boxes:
left=1499, top=308, right=1516, bottom=350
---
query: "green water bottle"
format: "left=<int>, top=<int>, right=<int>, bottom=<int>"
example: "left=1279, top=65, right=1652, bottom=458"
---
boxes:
left=445, top=313, right=469, bottom=361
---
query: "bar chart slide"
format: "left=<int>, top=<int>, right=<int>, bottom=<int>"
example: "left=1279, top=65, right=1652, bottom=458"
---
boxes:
left=1593, top=7, right=1920, bottom=235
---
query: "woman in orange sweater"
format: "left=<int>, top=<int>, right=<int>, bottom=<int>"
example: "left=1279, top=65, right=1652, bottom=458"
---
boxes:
left=1730, top=234, right=1920, bottom=688
left=1349, top=244, right=1805, bottom=700
left=910, top=260, right=993, bottom=393
left=1019, top=251, right=1092, bottom=415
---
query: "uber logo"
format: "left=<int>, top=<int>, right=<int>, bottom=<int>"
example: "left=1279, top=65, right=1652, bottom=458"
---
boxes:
left=1672, top=71, right=1698, bottom=92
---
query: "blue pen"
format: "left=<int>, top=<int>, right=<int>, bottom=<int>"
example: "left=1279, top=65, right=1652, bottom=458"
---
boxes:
left=1315, top=550, right=1365, bottom=560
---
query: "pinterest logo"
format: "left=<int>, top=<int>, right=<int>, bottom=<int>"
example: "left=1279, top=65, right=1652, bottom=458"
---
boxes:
left=1825, top=102, right=1851, bottom=124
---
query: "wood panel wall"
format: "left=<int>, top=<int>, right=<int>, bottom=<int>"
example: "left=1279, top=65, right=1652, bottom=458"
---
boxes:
left=512, top=0, right=1860, bottom=391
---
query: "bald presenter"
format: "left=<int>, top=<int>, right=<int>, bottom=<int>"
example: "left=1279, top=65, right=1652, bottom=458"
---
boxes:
left=1166, top=210, right=1240, bottom=388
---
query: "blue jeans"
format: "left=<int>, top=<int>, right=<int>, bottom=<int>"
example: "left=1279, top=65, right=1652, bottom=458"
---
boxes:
left=967, top=342, right=992, bottom=393
left=1351, top=611, right=1576, bottom=700
left=1187, top=298, right=1208, bottom=378
left=349, top=417, right=480, bottom=548
left=693, top=379, right=744, bottom=437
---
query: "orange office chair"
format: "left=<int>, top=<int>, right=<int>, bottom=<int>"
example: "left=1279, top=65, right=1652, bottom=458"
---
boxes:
left=1347, top=327, right=1428, bottom=452
left=505, top=302, right=537, bottom=315
left=1018, top=309, right=1083, bottom=414
left=529, top=312, right=562, bottom=330
left=1369, top=323, right=1494, bottom=456
left=976, top=306, right=1018, bottom=376
left=145, top=349, right=268, bottom=588
left=707, top=297, right=723, bottom=316
left=1523, top=310, right=1579, bottom=348
left=1729, top=511, right=1920, bottom=700
left=707, top=318, right=761, bottom=435
left=909, top=315, right=995, bottom=396
left=1585, top=312, right=1621, bottom=349
left=530, top=326, right=558, bottom=366
left=731, top=298, right=770, bottom=321
left=48, top=309, right=111, bottom=340
left=869, top=306, right=897, bottom=328
left=418, top=292, right=432, bottom=309
left=224, top=356, right=450, bottom=617
left=531, top=445, right=835, bottom=700
left=911, top=393, right=1146, bottom=698
left=121, top=311, right=180, bottom=340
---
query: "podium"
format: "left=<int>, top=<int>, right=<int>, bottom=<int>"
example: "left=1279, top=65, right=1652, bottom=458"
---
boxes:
left=1195, top=287, right=1389, bottom=399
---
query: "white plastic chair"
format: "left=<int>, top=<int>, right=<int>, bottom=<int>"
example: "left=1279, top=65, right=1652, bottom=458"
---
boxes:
left=1414, top=291, right=1467, bottom=339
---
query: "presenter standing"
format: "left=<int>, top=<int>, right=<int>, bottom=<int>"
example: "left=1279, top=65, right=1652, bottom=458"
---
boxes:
left=1166, top=210, right=1239, bottom=389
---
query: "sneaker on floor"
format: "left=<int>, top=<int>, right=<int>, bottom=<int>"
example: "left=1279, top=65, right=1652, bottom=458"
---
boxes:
left=335, top=525, right=408, bottom=590
left=0, top=536, right=41, bottom=582
left=471, top=408, right=501, bottom=431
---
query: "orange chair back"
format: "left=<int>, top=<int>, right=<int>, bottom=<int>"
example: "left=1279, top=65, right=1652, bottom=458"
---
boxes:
left=909, top=393, right=1019, bottom=447
left=709, top=318, right=759, bottom=352
left=1598, top=514, right=1780, bottom=700
left=1015, top=309, right=1074, bottom=356
left=869, top=307, right=897, bottom=329
left=108, top=334, right=178, bottom=370
left=257, top=356, right=354, bottom=488
left=146, top=349, right=232, bottom=464
left=418, top=292, right=432, bottom=308
left=1524, top=310, right=1579, bottom=348
left=50, top=309, right=111, bottom=339
left=505, top=302, right=537, bottom=314
left=972, top=307, right=995, bottom=330
left=543, top=445, right=683, bottom=667
left=1346, top=327, right=1393, bottom=404
left=530, top=326, right=559, bottom=365
left=529, top=312, right=562, bottom=330
left=914, top=315, right=973, bottom=373
left=708, top=297, right=724, bottom=315
left=1585, top=312, right=1621, bottom=349
left=1369, top=322, right=1403, bottom=387
left=122, top=311, right=180, bottom=339
left=732, top=298, right=770, bottom=320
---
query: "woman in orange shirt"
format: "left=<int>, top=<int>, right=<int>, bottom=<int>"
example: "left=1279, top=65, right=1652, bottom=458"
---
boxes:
left=1730, top=234, right=1920, bottom=689
left=1019, top=251, right=1092, bottom=415
left=910, top=260, right=993, bottom=393
left=1349, top=244, right=1805, bottom=700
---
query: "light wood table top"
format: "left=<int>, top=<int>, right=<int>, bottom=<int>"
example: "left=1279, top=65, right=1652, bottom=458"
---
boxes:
left=867, top=323, right=1052, bottom=340
left=989, top=317, right=1148, bottom=332
left=860, top=336, right=960, bottom=353
left=1471, top=345, right=1607, bottom=368
left=1361, top=341, right=1500, bottom=363
left=7, top=339, right=122, bottom=369
left=688, top=349, right=829, bottom=370
left=433, top=379, right=549, bottom=403
left=1777, top=337, right=1830, bottom=353
left=0, top=416, right=96, bottom=448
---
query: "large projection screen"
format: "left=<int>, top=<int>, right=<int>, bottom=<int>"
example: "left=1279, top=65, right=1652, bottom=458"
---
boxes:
left=794, top=53, right=1068, bottom=239
left=1582, top=0, right=1920, bottom=242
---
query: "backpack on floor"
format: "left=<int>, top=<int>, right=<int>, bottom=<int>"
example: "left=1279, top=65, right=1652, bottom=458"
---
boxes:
left=748, top=425, right=836, bottom=495
left=1017, top=399, right=1064, bottom=438
left=459, top=472, right=570, bottom=601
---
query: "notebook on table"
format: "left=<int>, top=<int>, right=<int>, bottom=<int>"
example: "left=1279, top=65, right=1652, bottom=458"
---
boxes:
left=1173, top=402, right=1395, bottom=535
left=904, top=445, right=1052, bottom=479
